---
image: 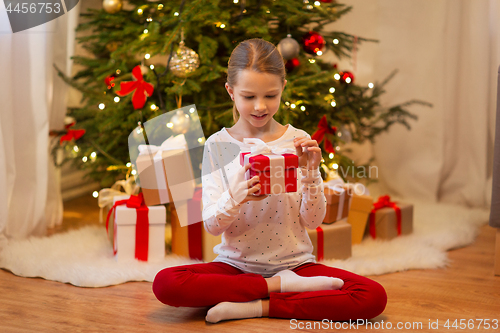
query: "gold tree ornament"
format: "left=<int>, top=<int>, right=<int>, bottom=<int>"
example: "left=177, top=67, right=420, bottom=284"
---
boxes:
left=170, top=110, right=191, bottom=134
left=103, top=0, right=123, bottom=14
left=169, top=41, right=200, bottom=77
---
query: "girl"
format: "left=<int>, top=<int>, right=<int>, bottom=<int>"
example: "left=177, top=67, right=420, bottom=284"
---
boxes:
left=153, top=38, right=387, bottom=323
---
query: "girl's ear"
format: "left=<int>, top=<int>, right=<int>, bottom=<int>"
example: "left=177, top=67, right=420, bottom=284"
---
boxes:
left=282, top=79, right=287, bottom=91
left=225, top=83, right=234, bottom=100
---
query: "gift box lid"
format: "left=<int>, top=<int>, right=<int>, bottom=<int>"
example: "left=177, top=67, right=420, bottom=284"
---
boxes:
left=239, top=152, right=298, bottom=171
left=113, top=195, right=166, bottom=226
left=349, top=195, right=373, bottom=212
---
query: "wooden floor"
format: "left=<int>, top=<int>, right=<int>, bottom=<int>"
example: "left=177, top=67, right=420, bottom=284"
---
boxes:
left=1, top=195, right=499, bottom=332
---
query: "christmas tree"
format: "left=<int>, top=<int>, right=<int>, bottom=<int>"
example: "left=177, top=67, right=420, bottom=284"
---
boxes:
left=56, top=0, right=428, bottom=187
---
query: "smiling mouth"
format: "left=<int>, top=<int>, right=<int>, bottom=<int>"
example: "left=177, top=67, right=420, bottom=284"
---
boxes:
left=252, top=114, right=267, bottom=119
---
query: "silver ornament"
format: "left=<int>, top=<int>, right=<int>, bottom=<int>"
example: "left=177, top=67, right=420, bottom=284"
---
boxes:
left=169, top=41, right=200, bottom=77
left=277, top=35, right=300, bottom=60
left=170, top=110, right=191, bottom=134
left=102, top=0, right=123, bottom=14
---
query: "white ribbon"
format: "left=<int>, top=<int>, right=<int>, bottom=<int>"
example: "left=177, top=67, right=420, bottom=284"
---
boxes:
left=98, top=177, right=140, bottom=223
left=137, top=134, right=188, bottom=202
left=243, top=138, right=296, bottom=156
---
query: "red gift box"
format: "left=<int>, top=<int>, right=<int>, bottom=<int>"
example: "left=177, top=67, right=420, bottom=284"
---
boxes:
left=240, top=152, right=298, bottom=195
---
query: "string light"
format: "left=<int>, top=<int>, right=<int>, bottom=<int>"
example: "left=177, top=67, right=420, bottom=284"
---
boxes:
left=131, top=170, right=137, bottom=175
left=368, top=82, right=374, bottom=88
left=285, top=101, right=290, bottom=106
left=309, top=59, right=316, bottom=63
left=334, top=73, right=340, bottom=80
left=150, top=104, right=157, bottom=110
left=114, top=97, right=120, bottom=103
left=126, top=162, right=132, bottom=168
left=146, top=17, right=153, bottom=22
left=335, top=146, right=340, bottom=151
left=290, top=103, right=296, bottom=109
left=150, top=64, right=155, bottom=70
left=329, top=87, right=335, bottom=93
left=333, top=39, right=339, bottom=45
left=329, top=153, right=334, bottom=159
left=93, top=191, right=99, bottom=198
left=99, top=103, right=105, bottom=110
left=198, top=137, right=205, bottom=143
left=331, top=101, right=336, bottom=107
left=158, top=4, right=164, bottom=10
left=167, top=122, right=173, bottom=128
left=233, top=0, right=239, bottom=3
left=145, top=54, right=151, bottom=59
left=82, top=156, right=88, bottom=163
left=345, top=77, right=352, bottom=84
left=220, top=23, right=226, bottom=29
left=137, top=8, right=143, bottom=15
left=116, top=69, right=121, bottom=75
left=300, top=105, right=306, bottom=111
left=174, top=12, right=179, bottom=16
left=332, top=163, right=339, bottom=170
left=189, top=107, right=195, bottom=113
left=314, top=1, right=321, bottom=6
left=143, top=29, right=149, bottom=34
left=90, top=152, right=97, bottom=161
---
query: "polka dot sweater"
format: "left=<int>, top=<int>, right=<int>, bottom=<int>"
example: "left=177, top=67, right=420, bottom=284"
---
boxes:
left=201, top=124, right=327, bottom=277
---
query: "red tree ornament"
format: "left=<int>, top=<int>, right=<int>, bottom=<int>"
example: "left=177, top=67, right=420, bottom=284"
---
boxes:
left=116, top=66, right=154, bottom=109
left=312, top=115, right=337, bottom=153
left=339, top=71, right=355, bottom=84
left=104, top=74, right=116, bottom=90
left=285, top=58, right=300, bottom=72
left=59, top=122, right=85, bottom=145
left=302, top=31, right=325, bottom=55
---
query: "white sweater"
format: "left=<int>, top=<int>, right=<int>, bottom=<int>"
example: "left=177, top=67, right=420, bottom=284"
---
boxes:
left=201, top=124, right=327, bottom=277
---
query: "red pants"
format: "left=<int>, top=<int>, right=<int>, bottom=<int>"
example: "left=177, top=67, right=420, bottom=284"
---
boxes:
left=153, top=261, right=387, bottom=321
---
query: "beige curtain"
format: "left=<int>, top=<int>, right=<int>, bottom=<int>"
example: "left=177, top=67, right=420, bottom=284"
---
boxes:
left=0, top=2, right=80, bottom=241
left=329, top=0, right=500, bottom=208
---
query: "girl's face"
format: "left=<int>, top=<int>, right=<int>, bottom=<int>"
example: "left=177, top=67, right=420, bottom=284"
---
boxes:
left=226, top=69, right=286, bottom=128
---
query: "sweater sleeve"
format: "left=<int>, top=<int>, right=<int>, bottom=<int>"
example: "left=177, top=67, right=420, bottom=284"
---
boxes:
left=298, top=167, right=327, bottom=230
left=201, top=138, right=242, bottom=236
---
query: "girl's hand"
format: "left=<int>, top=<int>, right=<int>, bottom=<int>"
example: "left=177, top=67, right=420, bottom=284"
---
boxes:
left=228, top=163, right=268, bottom=204
left=293, top=137, right=322, bottom=170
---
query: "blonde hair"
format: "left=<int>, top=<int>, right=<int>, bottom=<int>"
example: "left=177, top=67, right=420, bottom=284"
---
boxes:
left=227, top=38, right=286, bottom=123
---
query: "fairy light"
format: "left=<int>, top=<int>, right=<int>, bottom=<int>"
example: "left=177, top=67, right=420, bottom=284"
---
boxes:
left=329, top=153, right=334, bottom=159
left=116, top=69, right=121, bottom=75
left=331, top=101, right=336, bottom=107
left=285, top=101, right=290, bottom=106
left=334, top=73, right=341, bottom=80
left=82, top=156, right=88, bottom=163
left=220, top=23, right=226, bottom=29
left=90, top=152, right=97, bottom=159
left=145, top=54, right=151, bottom=59
left=198, top=137, right=205, bottom=143
left=114, top=97, right=120, bottom=103
left=314, top=1, right=321, bottom=6
left=150, top=64, right=155, bottom=70
left=290, top=103, right=296, bottom=109
left=316, top=51, right=323, bottom=56
left=137, top=8, right=143, bottom=15
left=143, top=29, right=149, bottom=34
left=368, top=82, right=374, bottom=89
left=126, top=162, right=132, bottom=168
left=174, top=12, right=179, bottom=16
left=335, top=146, right=340, bottom=151
left=266, top=10, right=270, bottom=13
left=309, top=59, right=316, bottom=63
left=329, top=87, right=335, bottom=93
left=167, top=122, right=173, bottom=128
left=333, top=39, right=339, bottom=44
left=147, top=17, right=153, bottom=22
left=92, top=191, right=99, bottom=198
left=332, top=163, right=339, bottom=170
left=345, top=77, right=352, bottom=84
left=150, top=104, right=157, bottom=110
left=233, top=0, right=239, bottom=3
left=99, top=103, right=105, bottom=110
left=300, top=105, right=306, bottom=111
left=158, top=4, right=164, bottom=10
left=189, top=107, right=195, bottom=113
left=131, top=170, right=137, bottom=175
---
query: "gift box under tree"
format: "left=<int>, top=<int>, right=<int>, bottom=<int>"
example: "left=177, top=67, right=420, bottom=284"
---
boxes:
left=169, top=186, right=221, bottom=262
left=106, top=194, right=166, bottom=262
left=135, top=134, right=195, bottom=206
left=347, top=195, right=374, bottom=244
left=366, top=195, right=413, bottom=240
left=307, top=220, right=352, bottom=260
left=323, top=186, right=352, bottom=224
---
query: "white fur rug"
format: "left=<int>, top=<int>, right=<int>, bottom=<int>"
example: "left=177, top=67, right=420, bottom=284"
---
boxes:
left=0, top=200, right=489, bottom=287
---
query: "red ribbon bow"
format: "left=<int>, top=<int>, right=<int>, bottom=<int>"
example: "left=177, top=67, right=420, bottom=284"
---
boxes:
left=369, top=195, right=401, bottom=239
left=116, top=66, right=154, bottom=110
left=106, top=193, right=150, bottom=261
left=311, top=115, right=337, bottom=153
left=59, top=122, right=85, bottom=145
